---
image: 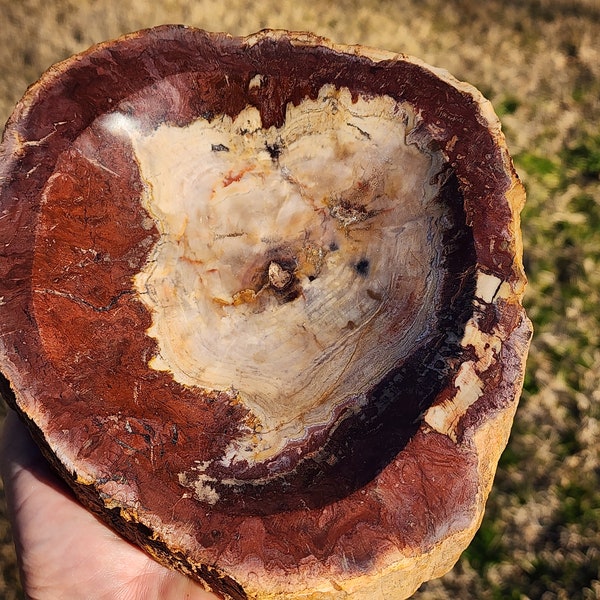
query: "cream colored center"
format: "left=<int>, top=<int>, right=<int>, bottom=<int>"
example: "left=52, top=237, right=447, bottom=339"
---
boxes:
left=108, top=86, right=446, bottom=465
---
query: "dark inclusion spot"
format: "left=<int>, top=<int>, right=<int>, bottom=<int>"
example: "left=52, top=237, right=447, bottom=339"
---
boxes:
left=367, top=288, right=383, bottom=302
left=265, top=141, right=282, bottom=160
left=355, top=258, right=370, bottom=276
left=211, top=143, right=230, bottom=152
left=329, top=241, right=339, bottom=251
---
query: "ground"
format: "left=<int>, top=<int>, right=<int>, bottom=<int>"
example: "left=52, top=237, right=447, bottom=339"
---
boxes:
left=1, top=0, right=599, bottom=598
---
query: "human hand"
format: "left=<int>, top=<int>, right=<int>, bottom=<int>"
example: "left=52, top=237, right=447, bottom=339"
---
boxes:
left=0, top=409, right=219, bottom=600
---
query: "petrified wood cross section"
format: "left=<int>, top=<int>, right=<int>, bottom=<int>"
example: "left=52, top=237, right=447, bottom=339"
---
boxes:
left=0, top=27, right=532, bottom=600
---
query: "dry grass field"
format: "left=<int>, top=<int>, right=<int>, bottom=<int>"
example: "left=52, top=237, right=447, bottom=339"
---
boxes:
left=1, top=1, right=599, bottom=598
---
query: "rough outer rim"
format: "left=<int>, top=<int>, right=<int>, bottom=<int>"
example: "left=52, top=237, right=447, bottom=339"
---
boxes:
left=0, top=27, right=532, bottom=600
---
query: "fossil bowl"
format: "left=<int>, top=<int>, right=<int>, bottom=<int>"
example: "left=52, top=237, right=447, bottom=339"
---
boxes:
left=0, top=26, right=532, bottom=600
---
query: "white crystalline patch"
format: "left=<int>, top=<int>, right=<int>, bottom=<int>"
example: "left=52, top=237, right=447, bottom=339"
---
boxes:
left=178, top=471, right=219, bottom=505
left=475, top=272, right=502, bottom=304
left=424, top=314, right=503, bottom=442
left=119, top=86, right=447, bottom=465
left=100, top=112, right=143, bottom=138
left=423, top=359, right=485, bottom=443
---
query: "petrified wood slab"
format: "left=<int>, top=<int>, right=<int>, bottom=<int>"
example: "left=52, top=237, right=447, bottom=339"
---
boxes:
left=0, top=27, right=532, bottom=599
